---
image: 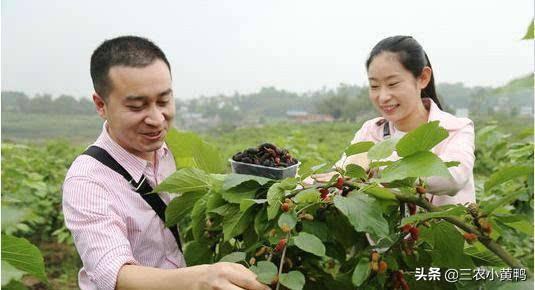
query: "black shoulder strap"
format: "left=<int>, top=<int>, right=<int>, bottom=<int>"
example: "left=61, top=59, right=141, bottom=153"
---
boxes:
left=383, top=121, right=391, bottom=138
left=83, top=146, right=182, bottom=252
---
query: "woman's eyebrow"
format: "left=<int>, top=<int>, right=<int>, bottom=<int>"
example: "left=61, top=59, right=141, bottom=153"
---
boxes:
left=368, top=74, right=400, bottom=81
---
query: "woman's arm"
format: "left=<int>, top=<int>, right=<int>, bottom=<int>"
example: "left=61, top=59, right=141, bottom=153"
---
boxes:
left=425, top=122, right=475, bottom=196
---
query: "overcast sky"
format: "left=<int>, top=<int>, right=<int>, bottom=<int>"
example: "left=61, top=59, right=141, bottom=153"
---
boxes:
left=2, top=0, right=533, bottom=100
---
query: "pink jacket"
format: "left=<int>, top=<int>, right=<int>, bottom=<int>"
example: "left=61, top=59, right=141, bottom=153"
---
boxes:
left=339, top=98, right=476, bottom=206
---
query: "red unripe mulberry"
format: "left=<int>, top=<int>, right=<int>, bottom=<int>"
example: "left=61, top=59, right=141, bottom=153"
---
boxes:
left=335, top=177, right=344, bottom=189
left=274, top=239, right=287, bottom=252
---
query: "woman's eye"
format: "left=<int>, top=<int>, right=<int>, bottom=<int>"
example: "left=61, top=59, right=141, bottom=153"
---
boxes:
left=370, top=85, right=379, bottom=90
left=158, top=101, right=169, bottom=106
left=388, top=82, right=399, bottom=87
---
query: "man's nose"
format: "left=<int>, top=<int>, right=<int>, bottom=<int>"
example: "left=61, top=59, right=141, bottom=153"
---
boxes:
left=145, top=106, right=165, bottom=126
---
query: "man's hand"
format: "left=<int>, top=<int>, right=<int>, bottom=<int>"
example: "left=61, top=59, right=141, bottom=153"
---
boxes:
left=302, top=171, right=339, bottom=185
left=116, top=263, right=270, bottom=290
left=195, top=262, right=270, bottom=290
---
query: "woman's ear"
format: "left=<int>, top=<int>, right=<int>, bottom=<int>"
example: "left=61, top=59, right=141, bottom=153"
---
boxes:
left=93, top=93, right=107, bottom=120
left=418, top=66, right=432, bottom=89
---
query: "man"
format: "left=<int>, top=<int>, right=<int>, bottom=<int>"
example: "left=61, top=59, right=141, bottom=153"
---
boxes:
left=62, top=36, right=269, bottom=290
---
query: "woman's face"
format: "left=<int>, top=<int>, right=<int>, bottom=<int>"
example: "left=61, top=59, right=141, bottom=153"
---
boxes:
left=367, top=52, right=429, bottom=125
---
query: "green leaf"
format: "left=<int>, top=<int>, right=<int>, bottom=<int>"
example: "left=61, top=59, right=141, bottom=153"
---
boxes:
left=278, top=212, right=298, bottom=230
left=219, top=252, right=246, bottom=263
left=191, top=196, right=208, bottom=241
left=396, top=121, right=448, bottom=157
left=352, top=257, right=371, bottom=287
left=333, top=193, right=389, bottom=237
left=165, top=128, right=226, bottom=173
left=522, top=19, right=534, bottom=40
left=1, top=234, right=47, bottom=282
left=400, top=205, right=466, bottom=225
left=362, top=184, right=397, bottom=200
left=165, top=191, right=205, bottom=226
left=367, top=137, right=399, bottom=160
left=2, top=280, right=27, bottom=290
left=221, top=182, right=258, bottom=204
left=223, top=174, right=272, bottom=191
left=280, top=177, right=298, bottom=190
left=497, top=280, right=534, bottom=290
left=223, top=206, right=255, bottom=241
left=254, top=207, right=269, bottom=236
left=206, top=191, right=226, bottom=211
left=370, top=160, right=394, bottom=168
left=292, top=232, right=326, bottom=257
left=445, top=161, right=460, bottom=167
left=1, top=260, right=25, bottom=286
left=504, top=220, right=533, bottom=236
left=301, top=221, right=329, bottom=242
left=378, top=151, right=452, bottom=183
left=464, top=244, right=506, bottom=266
left=209, top=204, right=235, bottom=216
left=154, top=168, right=212, bottom=193
left=267, top=183, right=285, bottom=220
left=250, top=261, right=278, bottom=284
left=183, top=241, right=213, bottom=266
left=310, top=163, right=328, bottom=172
left=1, top=206, right=27, bottom=229
left=345, top=164, right=367, bottom=180
left=428, top=222, right=474, bottom=268
left=484, top=166, right=534, bottom=192
left=345, top=141, right=374, bottom=156
left=293, top=188, right=320, bottom=203
left=279, top=271, right=306, bottom=290
left=240, top=199, right=267, bottom=212
left=481, top=191, right=525, bottom=215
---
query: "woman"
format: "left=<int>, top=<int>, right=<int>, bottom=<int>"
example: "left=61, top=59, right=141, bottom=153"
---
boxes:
left=316, top=36, right=476, bottom=206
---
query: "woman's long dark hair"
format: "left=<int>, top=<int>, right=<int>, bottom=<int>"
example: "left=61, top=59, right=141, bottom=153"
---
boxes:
left=365, top=36, right=442, bottom=110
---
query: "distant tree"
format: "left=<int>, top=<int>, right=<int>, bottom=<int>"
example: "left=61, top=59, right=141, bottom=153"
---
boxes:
left=1, top=91, right=29, bottom=112
left=29, top=94, right=54, bottom=113
left=54, top=95, right=79, bottom=114
left=315, top=84, right=372, bottom=121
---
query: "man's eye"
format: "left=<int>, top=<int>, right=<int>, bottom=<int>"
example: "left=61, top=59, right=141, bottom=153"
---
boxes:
left=127, top=106, right=143, bottom=111
left=388, top=82, right=399, bottom=87
left=370, top=85, right=379, bottom=90
left=158, top=101, right=169, bottom=106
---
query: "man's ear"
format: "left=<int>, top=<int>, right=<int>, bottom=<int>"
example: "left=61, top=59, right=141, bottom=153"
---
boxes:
left=93, top=93, right=107, bottom=119
left=418, top=66, right=432, bottom=89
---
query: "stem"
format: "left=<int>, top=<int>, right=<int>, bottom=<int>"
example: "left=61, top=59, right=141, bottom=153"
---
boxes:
left=276, top=232, right=291, bottom=290
left=382, top=232, right=406, bottom=256
left=390, top=188, right=530, bottom=275
left=296, top=202, right=321, bottom=215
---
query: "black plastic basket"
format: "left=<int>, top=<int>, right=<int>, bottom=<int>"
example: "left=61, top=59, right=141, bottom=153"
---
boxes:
left=229, top=159, right=300, bottom=180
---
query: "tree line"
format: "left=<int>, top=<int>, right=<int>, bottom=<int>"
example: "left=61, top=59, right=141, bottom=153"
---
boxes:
left=2, top=74, right=532, bottom=122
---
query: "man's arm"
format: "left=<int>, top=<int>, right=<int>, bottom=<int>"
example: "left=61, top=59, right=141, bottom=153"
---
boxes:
left=117, top=263, right=270, bottom=290
left=63, top=175, right=269, bottom=290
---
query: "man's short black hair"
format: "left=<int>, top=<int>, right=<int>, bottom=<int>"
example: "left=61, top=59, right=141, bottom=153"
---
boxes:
left=90, top=36, right=171, bottom=100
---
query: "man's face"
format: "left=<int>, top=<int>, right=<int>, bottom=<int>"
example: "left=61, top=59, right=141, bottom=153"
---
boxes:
left=94, top=59, right=175, bottom=161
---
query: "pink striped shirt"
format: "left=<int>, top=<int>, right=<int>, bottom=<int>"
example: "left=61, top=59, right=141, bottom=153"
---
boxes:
left=62, top=122, right=186, bottom=290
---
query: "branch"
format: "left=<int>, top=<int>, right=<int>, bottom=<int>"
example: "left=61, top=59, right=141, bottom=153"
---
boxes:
left=390, top=189, right=530, bottom=275
left=276, top=232, right=291, bottom=290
